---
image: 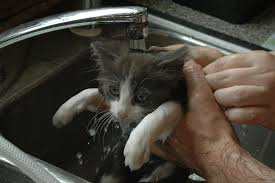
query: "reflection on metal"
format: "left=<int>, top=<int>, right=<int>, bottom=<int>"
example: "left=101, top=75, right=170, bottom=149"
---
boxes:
left=0, top=7, right=148, bottom=48
left=149, top=14, right=251, bottom=54
left=0, top=8, right=274, bottom=182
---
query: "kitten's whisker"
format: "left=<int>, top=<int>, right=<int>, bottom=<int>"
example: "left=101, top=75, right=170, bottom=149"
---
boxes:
left=138, top=77, right=153, bottom=86
left=97, top=113, right=111, bottom=144
left=88, top=110, right=109, bottom=129
left=102, top=116, right=113, bottom=150
left=95, top=78, right=118, bottom=83
left=81, top=66, right=100, bottom=73
left=93, top=112, right=110, bottom=133
left=94, top=112, right=110, bottom=136
left=89, top=112, right=110, bottom=142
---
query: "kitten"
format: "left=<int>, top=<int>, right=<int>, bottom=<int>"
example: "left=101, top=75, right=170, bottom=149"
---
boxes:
left=52, top=40, right=191, bottom=183
left=91, top=40, right=190, bottom=183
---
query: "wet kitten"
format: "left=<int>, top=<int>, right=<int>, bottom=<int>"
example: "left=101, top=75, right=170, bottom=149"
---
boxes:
left=52, top=40, right=191, bottom=183
left=93, top=41, right=187, bottom=126
left=91, top=40, right=190, bottom=183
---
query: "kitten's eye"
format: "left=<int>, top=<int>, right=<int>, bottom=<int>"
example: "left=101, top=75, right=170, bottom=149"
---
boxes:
left=109, top=85, right=119, bottom=97
left=135, top=88, right=151, bottom=103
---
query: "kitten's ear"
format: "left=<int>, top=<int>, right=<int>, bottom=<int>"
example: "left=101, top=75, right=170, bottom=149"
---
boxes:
left=90, top=40, right=129, bottom=69
left=156, top=46, right=190, bottom=66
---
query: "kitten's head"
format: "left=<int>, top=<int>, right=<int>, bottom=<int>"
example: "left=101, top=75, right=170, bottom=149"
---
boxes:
left=91, top=40, right=189, bottom=125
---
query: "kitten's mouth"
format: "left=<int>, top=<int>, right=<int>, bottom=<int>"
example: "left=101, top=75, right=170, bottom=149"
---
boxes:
left=112, top=117, right=139, bottom=134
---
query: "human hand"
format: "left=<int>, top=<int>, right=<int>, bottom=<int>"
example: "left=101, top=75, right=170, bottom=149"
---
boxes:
left=152, top=60, right=239, bottom=177
left=149, top=44, right=224, bottom=67
left=204, top=51, right=275, bottom=129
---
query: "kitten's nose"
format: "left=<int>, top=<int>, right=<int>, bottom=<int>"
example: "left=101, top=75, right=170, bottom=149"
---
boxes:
left=117, top=111, right=128, bottom=119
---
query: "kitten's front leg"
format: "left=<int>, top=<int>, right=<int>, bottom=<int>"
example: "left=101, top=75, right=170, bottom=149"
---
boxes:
left=52, top=88, right=109, bottom=128
left=124, top=101, right=182, bottom=171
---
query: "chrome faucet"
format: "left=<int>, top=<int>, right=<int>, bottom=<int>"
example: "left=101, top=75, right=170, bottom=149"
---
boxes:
left=0, top=6, right=148, bottom=49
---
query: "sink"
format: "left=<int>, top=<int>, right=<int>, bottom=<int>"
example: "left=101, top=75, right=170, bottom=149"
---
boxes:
left=0, top=160, right=35, bottom=183
left=0, top=13, right=274, bottom=182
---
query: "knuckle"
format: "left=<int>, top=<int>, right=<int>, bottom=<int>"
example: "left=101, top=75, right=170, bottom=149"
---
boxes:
left=221, top=69, right=233, bottom=81
left=268, top=71, right=275, bottom=79
left=254, top=51, right=274, bottom=62
left=200, top=46, right=223, bottom=56
left=265, top=72, right=275, bottom=87
left=226, top=54, right=243, bottom=62
left=214, top=59, right=226, bottom=70
left=248, top=110, right=257, bottom=121
left=233, top=88, right=245, bottom=103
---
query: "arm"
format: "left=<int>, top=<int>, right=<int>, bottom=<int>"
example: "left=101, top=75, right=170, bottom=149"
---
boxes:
left=52, top=88, right=109, bottom=128
left=151, top=60, right=275, bottom=183
left=201, top=143, right=275, bottom=183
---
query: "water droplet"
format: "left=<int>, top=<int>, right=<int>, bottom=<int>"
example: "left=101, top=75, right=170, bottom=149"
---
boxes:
left=103, top=146, right=111, bottom=155
left=104, top=128, right=108, bottom=132
left=89, top=128, right=96, bottom=136
left=255, top=145, right=261, bottom=153
left=115, top=123, right=120, bottom=129
left=87, top=142, right=90, bottom=145
left=96, top=167, right=99, bottom=174
left=76, top=152, right=82, bottom=159
left=107, top=146, right=111, bottom=153
left=78, top=159, right=83, bottom=165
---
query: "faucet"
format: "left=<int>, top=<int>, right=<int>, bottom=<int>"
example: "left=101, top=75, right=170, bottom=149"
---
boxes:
left=0, top=6, right=148, bottom=49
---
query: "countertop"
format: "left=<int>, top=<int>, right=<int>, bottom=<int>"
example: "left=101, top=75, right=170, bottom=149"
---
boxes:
left=129, top=0, right=275, bottom=48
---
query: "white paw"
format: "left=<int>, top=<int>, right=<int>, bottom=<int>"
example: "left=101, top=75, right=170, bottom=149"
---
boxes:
left=99, top=174, right=120, bottom=183
left=52, top=105, right=74, bottom=128
left=123, top=130, right=150, bottom=171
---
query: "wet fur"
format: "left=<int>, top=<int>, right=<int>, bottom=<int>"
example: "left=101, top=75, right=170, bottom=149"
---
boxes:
left=52, top=40, right=191, bottom=183
left=91, top=40, right=190, bottom=183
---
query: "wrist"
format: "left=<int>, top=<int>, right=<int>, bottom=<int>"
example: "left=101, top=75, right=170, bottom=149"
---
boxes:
left=196, top=140, right=275, bottom=183
left=194, top=137, right=241, bottom=180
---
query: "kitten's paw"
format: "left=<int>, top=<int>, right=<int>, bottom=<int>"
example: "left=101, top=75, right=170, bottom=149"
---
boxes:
left=123, top=130, right=150, bottom=171
left=99, top=174, right=120, bottom=183
left=52, top=106, right=74, bottom=128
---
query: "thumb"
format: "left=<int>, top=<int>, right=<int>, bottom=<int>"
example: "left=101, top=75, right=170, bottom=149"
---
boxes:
left=183, top=60, right=217, bottom=107
left=190, top=46, right=224, bottom=67
left=184, top=60, right=212, bottom=94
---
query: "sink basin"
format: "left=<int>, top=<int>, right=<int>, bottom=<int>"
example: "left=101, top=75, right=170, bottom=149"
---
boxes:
left=0, top=13, right=274, bottom=182
left=0, top=160, right=35, bottom=183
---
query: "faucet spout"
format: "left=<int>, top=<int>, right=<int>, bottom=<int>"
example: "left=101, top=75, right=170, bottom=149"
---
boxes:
left=0, top=6, right=148, bottom=49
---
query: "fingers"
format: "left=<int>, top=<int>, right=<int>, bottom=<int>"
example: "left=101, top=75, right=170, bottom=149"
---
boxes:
left=189, top=46, right=224, bottom=67
left=206, top=68, right=257, bottom=90
left=149, top=44, right=185, bottom=52
left=149, top=45, right=224, bottom=67
left=204, top=54, right=253, bottom=74
left=225, top=107, right=270, bottom=124
left=214, top=85, right=267, bottom=107
left=183, top=60, right=223, bottom=117
left=183, top=60, right=213, bottom=99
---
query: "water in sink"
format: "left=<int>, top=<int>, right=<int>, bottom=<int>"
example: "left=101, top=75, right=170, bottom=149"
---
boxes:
left=0, top=28, right=196, bottom=182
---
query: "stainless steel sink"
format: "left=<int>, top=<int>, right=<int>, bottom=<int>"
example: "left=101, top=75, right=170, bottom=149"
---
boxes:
left=0, top=12, right=274, bottom=183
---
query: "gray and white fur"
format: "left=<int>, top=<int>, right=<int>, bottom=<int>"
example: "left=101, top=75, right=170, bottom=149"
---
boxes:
left=53, top=40, right=191, bottom=183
